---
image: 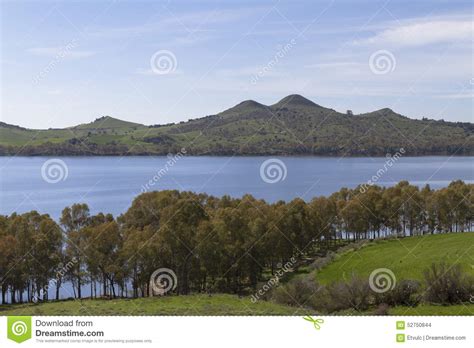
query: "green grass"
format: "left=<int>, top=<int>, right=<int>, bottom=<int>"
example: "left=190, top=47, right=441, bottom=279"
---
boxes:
left=315, top=233, right=474, bottom=284
left=2, top=295, right=471, bottom=316
left=389, top=304, right=474, bottom=316
left=334, top=303, right=474, bottom=316
left=0, top=294, right=307, bottom=316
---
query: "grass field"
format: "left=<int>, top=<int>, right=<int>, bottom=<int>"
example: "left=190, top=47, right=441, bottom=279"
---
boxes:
left=315, top=233, right=474, bottom=284
left=389, top=304, right=474, bottom=316
left=0, top=294, right=307, bottom=316
left=1, top=295, right=472, bottom=316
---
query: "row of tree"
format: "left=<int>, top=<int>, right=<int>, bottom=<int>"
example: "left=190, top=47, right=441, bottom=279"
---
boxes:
left=0, top=180, right=472, bottom=304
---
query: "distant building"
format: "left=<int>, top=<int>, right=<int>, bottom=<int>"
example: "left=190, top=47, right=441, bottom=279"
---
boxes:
left=347, top=110, right=353, bottom=116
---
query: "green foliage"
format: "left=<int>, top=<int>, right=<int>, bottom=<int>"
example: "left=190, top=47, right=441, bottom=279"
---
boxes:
left=272, top=277, right=323, bottom=309
left=0, top=96, right=472, bottom=155
left=423, top=262, right=474, bottom=304
left=375, top=280, right=421, bottom=307
left=325, top=274, right=372, bottom=312
left=0, top=212, right=61, bottom=303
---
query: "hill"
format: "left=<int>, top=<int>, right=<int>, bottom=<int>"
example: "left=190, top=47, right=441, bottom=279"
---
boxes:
left=315, top=233, right=474, bottom=284
left=71, top=116, right=143, bottom=130
left=0, top=95, right=472, bottom=156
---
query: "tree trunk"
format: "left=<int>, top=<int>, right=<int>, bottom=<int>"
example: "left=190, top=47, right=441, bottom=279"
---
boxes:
left=77, top=275, right=82, bottom=299
left=103, top=273, right=107, bottom=296
left=56, top=279, right=61, bottom=300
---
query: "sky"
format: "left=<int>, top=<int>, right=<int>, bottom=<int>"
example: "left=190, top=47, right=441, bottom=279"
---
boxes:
left=1, top=0, right=473, bottom=129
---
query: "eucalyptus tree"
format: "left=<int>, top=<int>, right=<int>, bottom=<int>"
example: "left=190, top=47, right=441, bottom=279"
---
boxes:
left=27, top=212, right=62, bottom=301
left=60, top=203, right=91, bottom=299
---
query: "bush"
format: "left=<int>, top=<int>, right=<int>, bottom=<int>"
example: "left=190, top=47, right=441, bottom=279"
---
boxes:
left=308, top=251, right=336, bottom=272
left=423, top=262, right=474, bottom=304
left=373, top=303, right=390, bottom=315
left=375, top=279, right=421, bottom=307
left=325, top=274, right=372, bottom=312
left=273, top=276, right=324, bottom=309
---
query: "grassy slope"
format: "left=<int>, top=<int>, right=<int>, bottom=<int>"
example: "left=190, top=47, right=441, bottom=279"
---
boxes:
left=71, top=116, right=143, bottom=130
left=389, top=304, right=474, bottom=316
left=0, top=294, right=306, bottom=316
left=0, top=117, right=149, bottom=147
left=1, top=96, right=472, bottom=155
left=314, top=233, right=474, bottom=315
left=315, top=233, right=474, bottom=284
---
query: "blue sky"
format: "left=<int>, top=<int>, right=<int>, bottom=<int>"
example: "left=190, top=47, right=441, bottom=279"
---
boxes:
left=1, top=0, right=473, bottom=128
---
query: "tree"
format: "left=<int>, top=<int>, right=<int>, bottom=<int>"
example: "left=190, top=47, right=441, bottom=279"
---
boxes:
left=60, top=204, right=90, bottom=299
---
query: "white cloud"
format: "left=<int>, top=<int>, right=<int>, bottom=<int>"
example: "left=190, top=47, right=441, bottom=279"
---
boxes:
left=27, top=47, right=95, bottom=59
left=436, top=92, right=474, bottom=99
left=354, top=18, right=473, bottom=47
left=89, top=7, right=264, bottom=39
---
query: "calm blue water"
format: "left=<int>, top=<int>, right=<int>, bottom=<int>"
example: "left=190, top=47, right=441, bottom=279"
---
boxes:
left=1, top=156, right=473, bottom=221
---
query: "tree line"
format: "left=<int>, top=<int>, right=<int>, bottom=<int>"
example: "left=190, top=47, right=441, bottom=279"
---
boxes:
left=0, top=180, right=472, bottom=304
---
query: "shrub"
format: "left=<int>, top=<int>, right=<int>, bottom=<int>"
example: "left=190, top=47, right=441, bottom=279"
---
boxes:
left=375, top=279, right=421, bottom=307
left=273, top=276, right=324, bottom=309
left=423, top=262, right=473, bottom=304
left=308, top=251, right=336, bottom=272
left=373, top=303, right=390, bottom=315
left=325, top=274, right=372, bottom=312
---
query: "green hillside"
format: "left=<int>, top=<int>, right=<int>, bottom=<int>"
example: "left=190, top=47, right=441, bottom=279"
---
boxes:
left=0, top=95, right=472, bottom=155
left=71, top=116, right=143, bottom=130
left=315, top=233, right=474, bottom=284
left=0, top=294, right=305, bottom=316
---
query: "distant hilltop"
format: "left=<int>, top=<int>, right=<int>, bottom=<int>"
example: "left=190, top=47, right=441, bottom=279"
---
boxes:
left=1, top=95, right=472, bottom=156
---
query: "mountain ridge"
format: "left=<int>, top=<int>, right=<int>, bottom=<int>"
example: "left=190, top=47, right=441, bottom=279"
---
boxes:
left=271, top=94, right=323, bottom=109
left=0, top=94, right=472, bottom=156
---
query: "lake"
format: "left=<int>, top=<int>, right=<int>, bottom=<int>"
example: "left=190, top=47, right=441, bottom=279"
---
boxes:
left=1, top=156, right=473, bottom=221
